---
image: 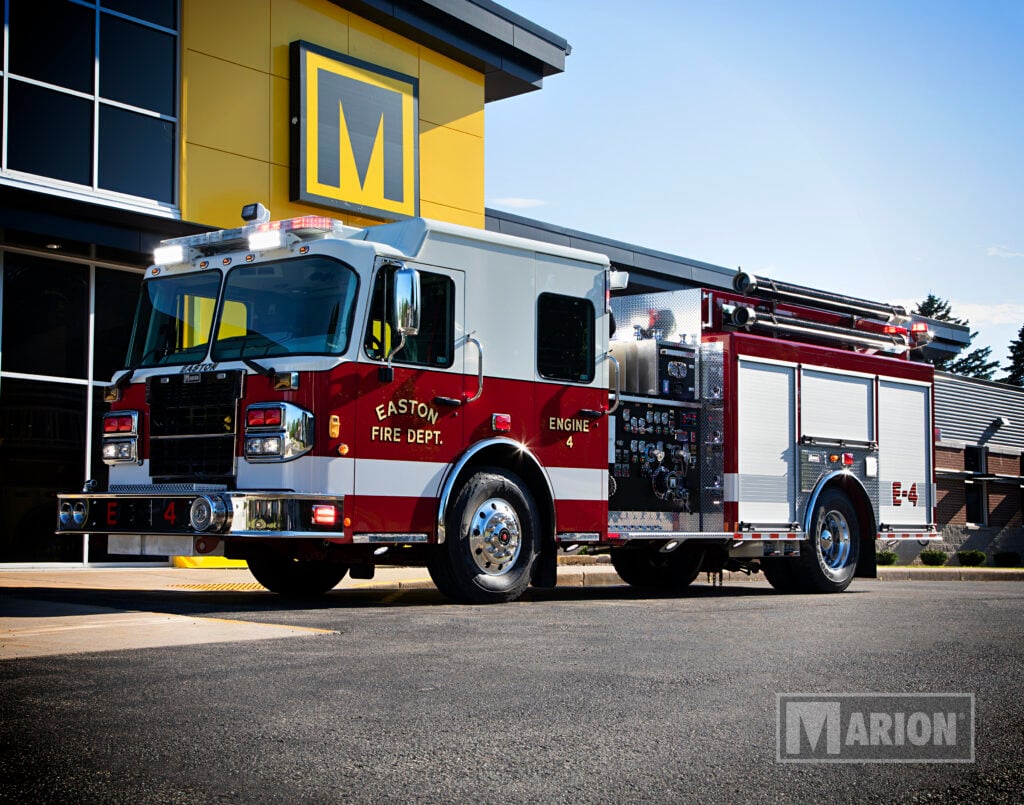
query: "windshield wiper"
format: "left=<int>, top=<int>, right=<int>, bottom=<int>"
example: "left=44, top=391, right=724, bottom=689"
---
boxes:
left=241, top=356, right=277, bottom=380
left=112, top=345, right=170, bottom=393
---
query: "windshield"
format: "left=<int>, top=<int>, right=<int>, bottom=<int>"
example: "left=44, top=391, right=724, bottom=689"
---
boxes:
left=212, top=256, right=360, bottom=361
left=126, top=272, right=222, bottom=368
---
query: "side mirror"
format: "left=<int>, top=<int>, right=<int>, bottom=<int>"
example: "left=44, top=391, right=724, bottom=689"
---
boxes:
left=379, top=264, right=420, bottom=383
left=393, top=266, right=420, bottom=337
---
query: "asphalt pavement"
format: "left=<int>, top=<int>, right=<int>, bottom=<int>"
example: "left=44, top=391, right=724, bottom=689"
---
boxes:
left=2, top=571, right=1023, bottom=804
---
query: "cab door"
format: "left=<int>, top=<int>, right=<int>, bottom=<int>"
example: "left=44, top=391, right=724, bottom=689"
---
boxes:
left=351, top=259, right=467, bottom=536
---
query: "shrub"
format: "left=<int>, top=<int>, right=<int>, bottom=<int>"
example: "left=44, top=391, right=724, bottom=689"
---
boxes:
left=956, top=550, right=987, bottom=567
left=919, top=549, right=948, bottom=566
left=876, top=550, right=899, bottom=566
left=993, top=551, right=1021, bottom=568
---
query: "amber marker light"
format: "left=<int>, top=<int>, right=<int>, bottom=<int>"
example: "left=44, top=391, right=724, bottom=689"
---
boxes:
left=337, top=443, right=349, bottom=455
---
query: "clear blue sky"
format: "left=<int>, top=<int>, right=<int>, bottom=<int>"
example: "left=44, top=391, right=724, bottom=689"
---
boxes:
left=485, top=0, right=1024, bottom=373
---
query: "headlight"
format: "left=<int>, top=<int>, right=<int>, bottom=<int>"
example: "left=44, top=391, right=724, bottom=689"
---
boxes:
left=243, top=403, right=313, bottom=462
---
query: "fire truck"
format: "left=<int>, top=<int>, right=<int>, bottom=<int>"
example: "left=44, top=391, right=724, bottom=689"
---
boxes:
left=56, top=206, right=939, bottom=603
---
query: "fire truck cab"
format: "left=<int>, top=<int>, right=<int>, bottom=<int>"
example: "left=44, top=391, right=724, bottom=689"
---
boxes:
left=58, top=211, right=612, bottom=603
left=57, top=209, right=939, bottom=603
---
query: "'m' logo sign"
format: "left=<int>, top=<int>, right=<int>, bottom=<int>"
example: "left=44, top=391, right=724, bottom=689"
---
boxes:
left=291, top=41, right=418, bottom=219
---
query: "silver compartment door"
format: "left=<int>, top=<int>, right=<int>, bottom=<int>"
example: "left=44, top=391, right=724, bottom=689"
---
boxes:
left=878, top=380, right=932, bottom=526
left=800, top=369, right=875, bottom=443
left=737, top=359, right=796, bottom=524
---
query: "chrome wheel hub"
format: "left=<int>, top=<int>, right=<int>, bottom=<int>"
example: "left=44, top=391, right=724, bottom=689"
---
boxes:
left=468, top=497, right=522, bottom=576
left=817, top=510, right=852, bottom=581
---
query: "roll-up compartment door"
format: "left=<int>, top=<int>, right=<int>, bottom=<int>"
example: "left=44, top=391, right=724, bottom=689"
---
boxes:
left=800, top=369, right=874, bottom=443
left=737, top=359, right=796, bottom=524
left=878, top=380, right=932, bottom=527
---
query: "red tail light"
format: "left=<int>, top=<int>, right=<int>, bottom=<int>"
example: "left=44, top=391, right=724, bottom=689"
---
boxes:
left=312, top=505, right=337, bottom=526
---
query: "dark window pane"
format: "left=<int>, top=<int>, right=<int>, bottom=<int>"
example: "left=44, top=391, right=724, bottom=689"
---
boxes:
left=9, top=0, right=94, bottom=93
left=95, top=268, right=144, bottom=381
left=0, top=379, right=87, bottom=562
left=965, top=481, right=986, bottom=525
left=98, top=106, right=175, bottom=202
left=100, top=14, right=176, bottom=115
left=102, top=0, right=177, bottom=30
left=964, top=445, right=985, bottom=472
left=7, top=81, right=92, bottom=186
left=2, top=253, right=89, bottom=378
left=363, top=266, right=453, bottom=368
left=537, top=293, right=595, bottom=383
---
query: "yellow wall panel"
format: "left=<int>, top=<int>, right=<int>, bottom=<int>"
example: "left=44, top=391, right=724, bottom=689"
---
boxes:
left=348, top=14, right=419, bottom=78
left=269, top=164, right=321, bottom=222
left=183, top=0, right=270, bottom=73
left=419, top=123, right=484, bottom=216
left=419, top=49, right=484, bottom=137
left=183, top=51, right=271, bottom=163
left=269, top=0, right=349, bottom=78
left=183, top=145, right=271, bottom=228
left=270, top=75, right=291, bottom=167
left=420, top=200, right=484, bottom=229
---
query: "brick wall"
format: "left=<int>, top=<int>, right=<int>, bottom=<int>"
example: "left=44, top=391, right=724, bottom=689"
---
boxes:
left=989, top=487, right=1023, bottom=528
left=988, top=453, right=1020, bottom=476
left=937, top=478, right=967, bottom=526
left=935, top=445, right=964, bottom=471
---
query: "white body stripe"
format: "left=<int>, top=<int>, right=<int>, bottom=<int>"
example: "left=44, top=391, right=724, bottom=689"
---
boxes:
left=547, top=466, right=605, bottom=501
left=239, top=457, right=355, bottom=496
left=113, top=456, right=606, bottom=503
left=354, top=458, right=449, bottom=498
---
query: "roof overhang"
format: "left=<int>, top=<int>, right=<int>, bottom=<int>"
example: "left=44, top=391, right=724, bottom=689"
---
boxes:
left=330, top=0, right=570, bottom=101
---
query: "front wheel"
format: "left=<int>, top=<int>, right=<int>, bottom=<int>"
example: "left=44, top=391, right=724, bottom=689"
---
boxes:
left=247, top=557, right=349, bottom=597
left=428, top=468, right=539, bottom=604
left=793, top=488, right=861, bottom=593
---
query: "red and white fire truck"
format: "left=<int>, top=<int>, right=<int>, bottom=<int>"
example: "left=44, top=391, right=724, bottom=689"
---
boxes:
left=56, top=207, right=939, bottom=603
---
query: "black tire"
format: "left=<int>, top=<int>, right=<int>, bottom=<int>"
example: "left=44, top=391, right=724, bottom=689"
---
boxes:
left=247, top=557, right=349, bottom=597
left=792, top=488, right=861, bottom=593
left=610, top=544, right=705, bottom=592
left=428, top=468, right=539, bottom=604
left=760, top=558, right=802, bottom=593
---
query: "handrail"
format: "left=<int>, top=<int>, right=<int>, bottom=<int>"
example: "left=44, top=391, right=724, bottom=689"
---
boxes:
left=466, top=335, right=483, bottom=403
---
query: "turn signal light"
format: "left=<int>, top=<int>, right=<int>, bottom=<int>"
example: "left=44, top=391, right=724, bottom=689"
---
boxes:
left=103, top=412, right=137, bottom=433
left=247, top=406, right=283, bottom=427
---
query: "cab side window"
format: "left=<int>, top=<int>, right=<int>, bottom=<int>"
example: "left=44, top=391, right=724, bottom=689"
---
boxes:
left=537, top=293, right=595, bottom=383
left=364, top=265, right=454, bottom=368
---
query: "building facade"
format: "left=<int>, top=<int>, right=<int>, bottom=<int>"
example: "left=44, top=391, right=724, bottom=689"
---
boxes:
left=0, top=0, right=568, bottom=563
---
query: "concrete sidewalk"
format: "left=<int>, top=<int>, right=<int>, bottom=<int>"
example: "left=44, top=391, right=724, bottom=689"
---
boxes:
left=1, top=562, right=1022, bottom=594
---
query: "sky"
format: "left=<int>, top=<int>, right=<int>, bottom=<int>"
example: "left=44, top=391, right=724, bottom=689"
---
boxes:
left=484, top=0, right=1024, bottom=374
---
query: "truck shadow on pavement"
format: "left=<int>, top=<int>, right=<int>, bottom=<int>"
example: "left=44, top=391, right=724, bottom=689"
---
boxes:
left=1, top=579, right=854, bottom=622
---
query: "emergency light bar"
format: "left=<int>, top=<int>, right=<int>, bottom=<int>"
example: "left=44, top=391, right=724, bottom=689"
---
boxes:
left=152, top=208, right=358, bottom=266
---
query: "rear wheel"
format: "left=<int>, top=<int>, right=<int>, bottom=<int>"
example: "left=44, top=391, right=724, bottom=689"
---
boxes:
left=610, top=544, right=705, bottom=592
left=793, top=488, right=860, bottom=593
left=429, top=468, right=539, bottom=604
left=247, top=557, right=349, bottom=597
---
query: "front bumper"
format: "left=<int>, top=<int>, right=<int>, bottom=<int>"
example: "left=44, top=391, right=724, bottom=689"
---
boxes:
left=56, top=485, right=346, bottom=540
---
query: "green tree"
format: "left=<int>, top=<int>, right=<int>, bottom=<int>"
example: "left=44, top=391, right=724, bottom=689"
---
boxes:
left=913, top=293, right=998, bottom=380
left=1001, top=323, right=1024, bottom=386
